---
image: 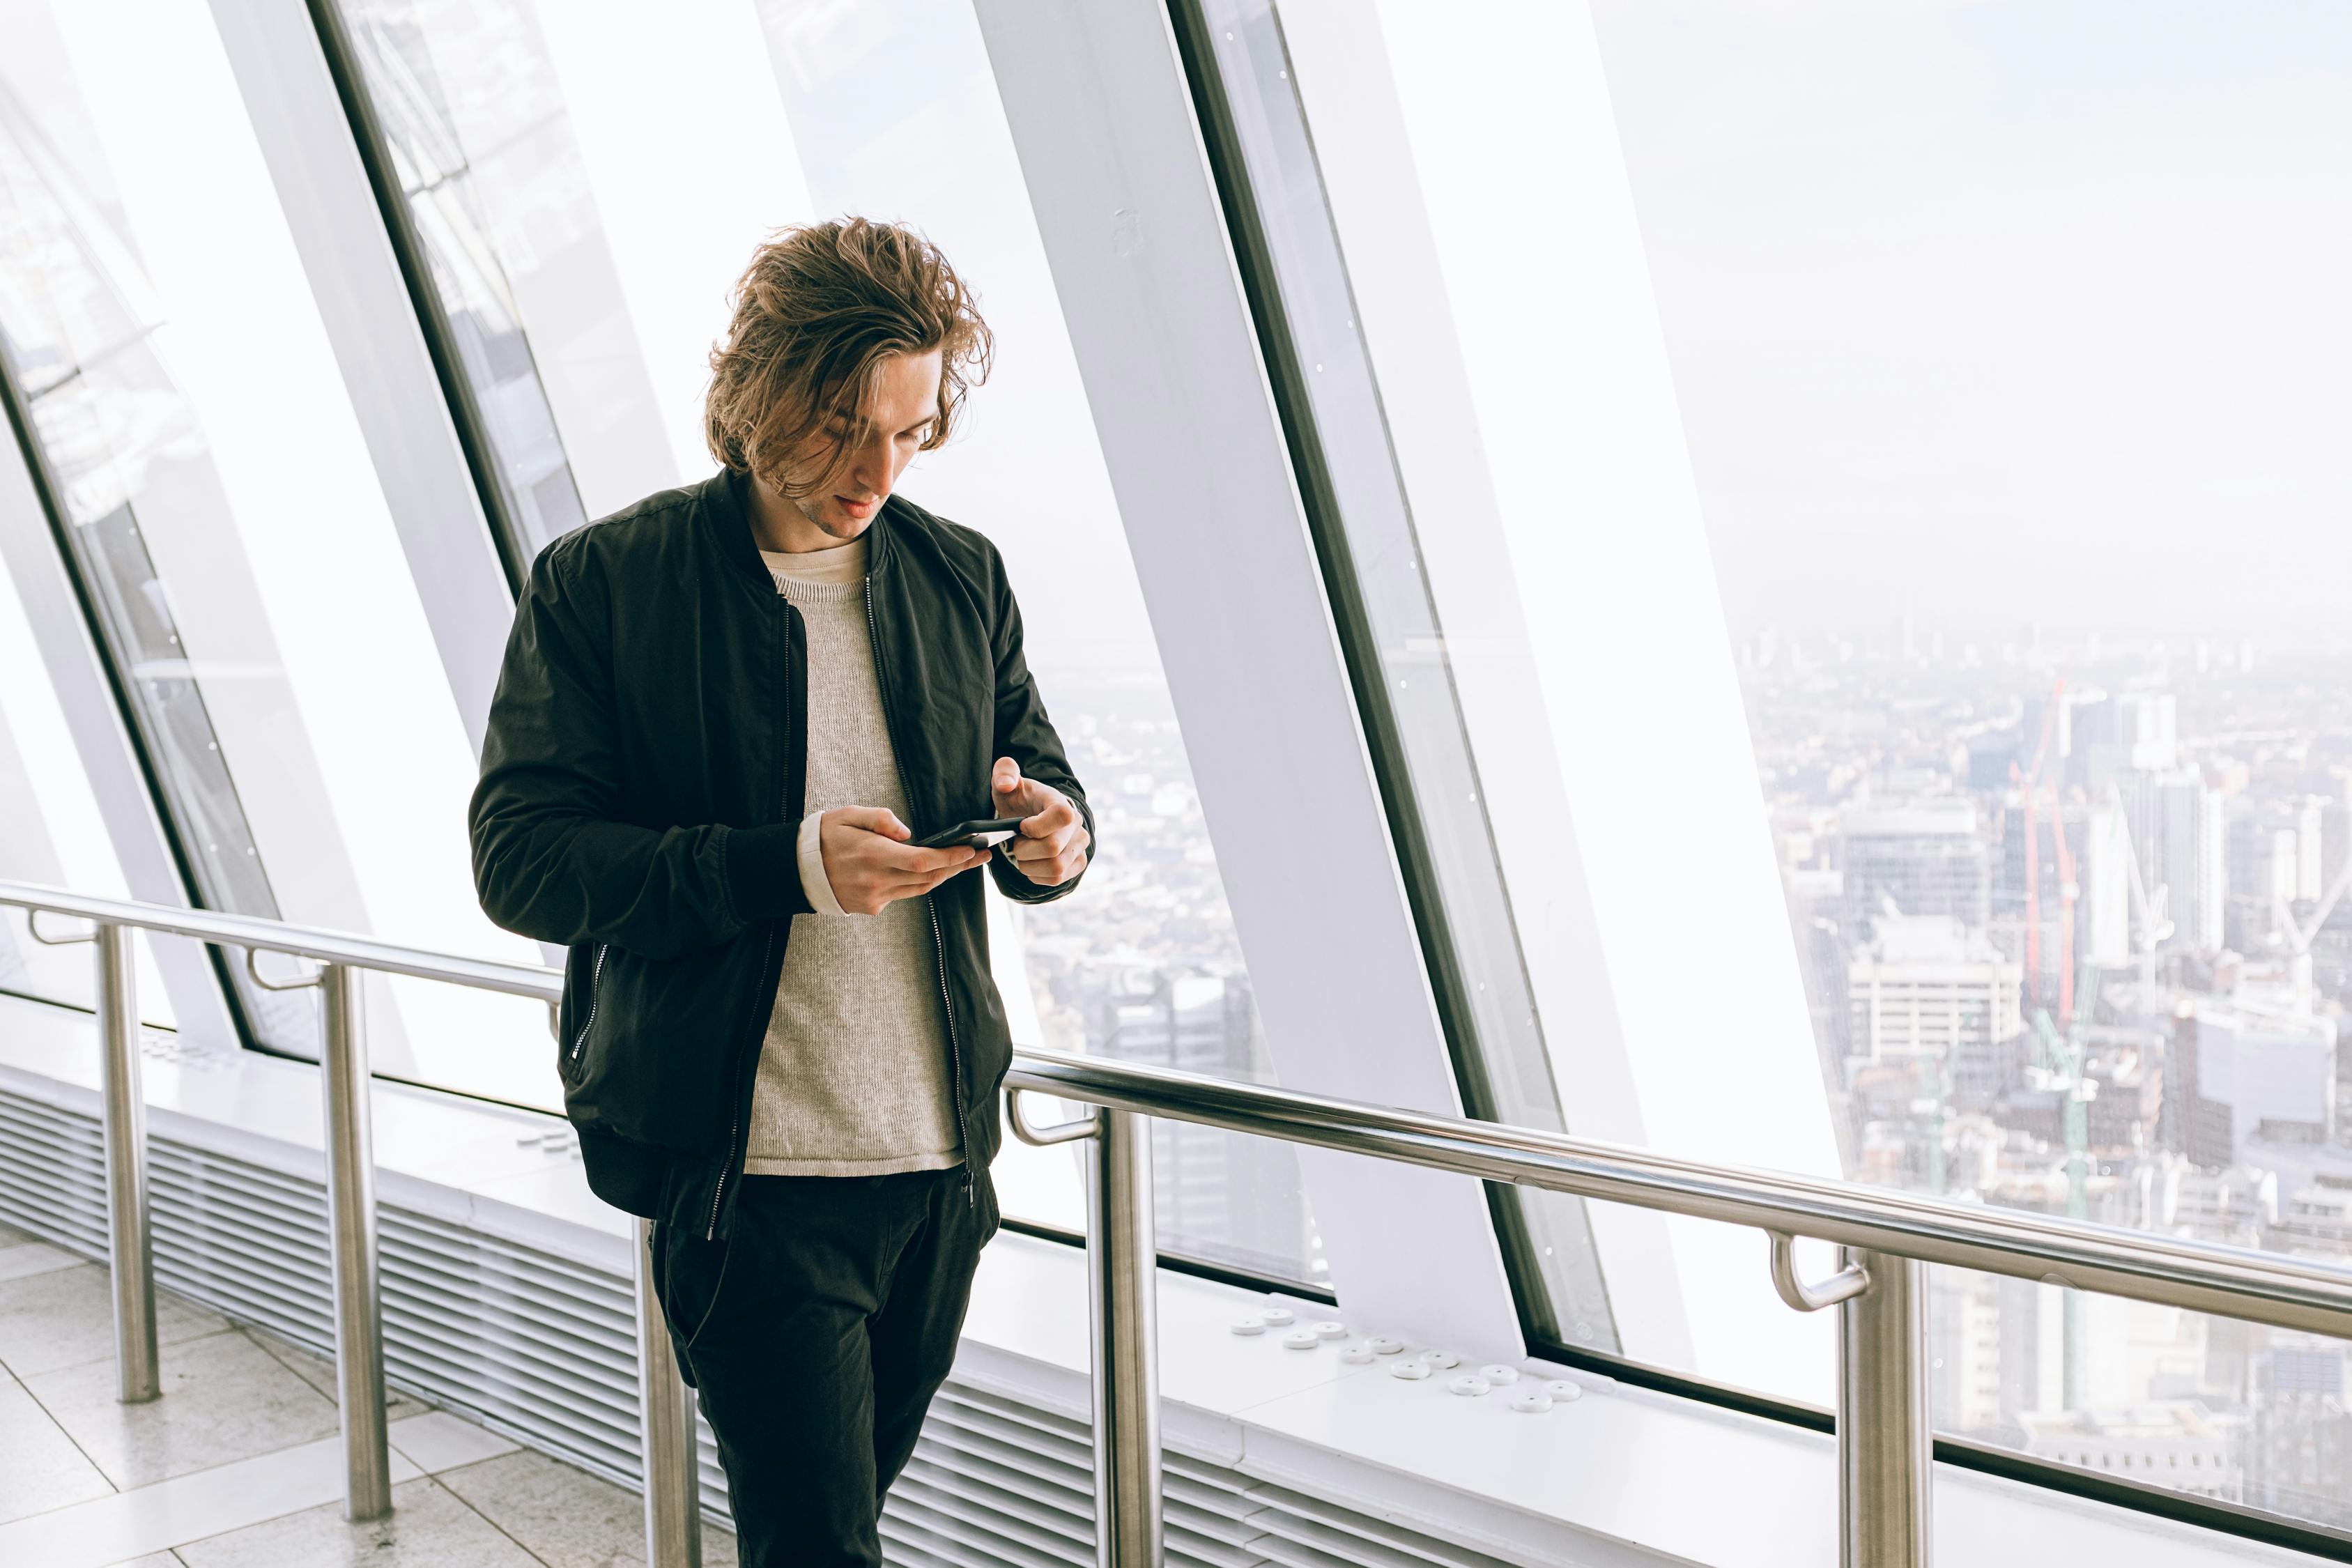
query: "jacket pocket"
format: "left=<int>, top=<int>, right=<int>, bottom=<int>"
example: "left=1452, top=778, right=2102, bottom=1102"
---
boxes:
left=564, top=931, right=764, bottom=1155
left=558, top=942, right=608, bottom=1086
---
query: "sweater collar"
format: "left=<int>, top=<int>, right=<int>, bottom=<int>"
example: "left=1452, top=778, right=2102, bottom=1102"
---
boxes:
left=705, top=466, right=901, bottom=584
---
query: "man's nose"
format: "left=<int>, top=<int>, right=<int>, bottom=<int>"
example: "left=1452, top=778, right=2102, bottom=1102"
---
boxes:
left=852, top=436, right=892, bottom=498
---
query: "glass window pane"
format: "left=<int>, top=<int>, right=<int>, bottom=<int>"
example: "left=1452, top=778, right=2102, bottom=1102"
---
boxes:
left=1275, top=0, right=2352, bottom=1530
left=0, top=0, right=548, bottom=1103
left=0, top=492, right=173, bottom=1027
left=326, top=0, right=1322, bottom=1287
left=1189, top=0, right=1618, bottom=1348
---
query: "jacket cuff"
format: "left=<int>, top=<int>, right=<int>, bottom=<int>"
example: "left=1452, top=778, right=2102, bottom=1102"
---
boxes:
left=723, top=822, right=813, bottom=923
left=797, top=811, right=847, bottom=916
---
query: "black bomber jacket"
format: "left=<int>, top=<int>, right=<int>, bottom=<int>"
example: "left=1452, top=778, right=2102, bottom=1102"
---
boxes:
left=468, top=469, right=1093, bottom=1239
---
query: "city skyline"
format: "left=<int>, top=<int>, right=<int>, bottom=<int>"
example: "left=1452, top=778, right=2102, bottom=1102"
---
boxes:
left=1742, top=608, right=2352, bottom=1519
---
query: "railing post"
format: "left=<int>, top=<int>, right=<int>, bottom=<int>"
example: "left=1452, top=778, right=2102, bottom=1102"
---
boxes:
left=1839, top=1247, right=1930, bottom=1567
left=1089, top=1107, right=1163, bottom=1568
left=635, top=1217, right=702, bottom=1568
left=321, top=964, right=392, bottom=1521
left=95, top=923, right=158, bottom=1403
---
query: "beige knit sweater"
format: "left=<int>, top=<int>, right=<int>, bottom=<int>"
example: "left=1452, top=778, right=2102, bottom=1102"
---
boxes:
left=744, top=535, right=961, bottom=1176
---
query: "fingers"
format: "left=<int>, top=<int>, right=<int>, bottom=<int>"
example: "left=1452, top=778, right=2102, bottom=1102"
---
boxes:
left=880, top=854, right=985, bottom=898
left=831, top=805, right=910, bottom=841
left=872, top=840, right=987, bottom=875
left=1013, top=847, right=1089, bottom=885
left=838, top=852, right=985, bottom=913
left=1017, top=788, right=1076, bottom=837
left=1007, top=817, right=1091, bottom=885
left=992, top=756, right=1020, bottom=795
left=1009, top=820, right=1089, bottom=860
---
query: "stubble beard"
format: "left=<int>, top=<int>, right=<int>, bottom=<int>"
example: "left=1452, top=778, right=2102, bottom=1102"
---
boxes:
left=792, top=489, right=871, bottom=544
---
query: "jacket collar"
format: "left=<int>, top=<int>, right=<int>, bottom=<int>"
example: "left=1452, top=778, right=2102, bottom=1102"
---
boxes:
left=703, top=466, right=904, bottom=583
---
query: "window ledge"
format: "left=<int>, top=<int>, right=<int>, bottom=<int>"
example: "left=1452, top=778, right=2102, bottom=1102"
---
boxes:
left=0, top=996, right=2307, bottom=1568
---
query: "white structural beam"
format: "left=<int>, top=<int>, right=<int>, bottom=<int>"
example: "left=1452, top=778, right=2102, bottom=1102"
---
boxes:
left=0, top=438, right=240, bottom=1052
left=205, top=0, right=514, bottom=751
left=1278, top=0, right=1845, bottom=1399
left=973, top=0, right=1523, bottom=1357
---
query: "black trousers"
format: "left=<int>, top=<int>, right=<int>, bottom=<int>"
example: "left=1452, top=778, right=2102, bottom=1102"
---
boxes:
left=651, top=1165, right=998, bottom=1567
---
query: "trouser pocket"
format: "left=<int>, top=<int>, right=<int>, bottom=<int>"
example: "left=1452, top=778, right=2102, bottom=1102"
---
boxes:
left=654, top=1220, right=737, bottom=1378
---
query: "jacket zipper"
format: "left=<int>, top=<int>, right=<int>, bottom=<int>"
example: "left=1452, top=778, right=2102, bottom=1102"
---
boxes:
left=707, top=597, right=794, bottom=1240
left=864, top=571, right=975, bottom=1206
left=567, top=943, right=607, bottom=1066
left=705, top=920, right=776, bottom=1240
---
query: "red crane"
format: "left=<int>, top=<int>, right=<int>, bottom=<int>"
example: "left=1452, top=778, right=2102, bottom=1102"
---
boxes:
left=2012, top=677, right=2070, bottom=1016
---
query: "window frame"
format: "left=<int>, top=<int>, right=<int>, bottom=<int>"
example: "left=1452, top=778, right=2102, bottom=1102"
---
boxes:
left=0, top=348, right=243, bottom=1047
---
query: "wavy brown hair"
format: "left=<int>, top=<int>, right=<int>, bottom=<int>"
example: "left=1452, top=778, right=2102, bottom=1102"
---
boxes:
left=704, top=219, right=993, bottom=498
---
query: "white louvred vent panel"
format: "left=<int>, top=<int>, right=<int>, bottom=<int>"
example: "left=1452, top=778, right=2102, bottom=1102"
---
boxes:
left=1245, top=1483, right=1532, bottom=1568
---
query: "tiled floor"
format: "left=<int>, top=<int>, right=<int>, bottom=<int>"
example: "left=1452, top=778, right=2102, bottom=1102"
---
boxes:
left=0, top=1222, right=738, bottom=1567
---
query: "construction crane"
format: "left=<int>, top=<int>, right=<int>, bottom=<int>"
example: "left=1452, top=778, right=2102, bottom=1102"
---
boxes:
left=2052, top=787, right=2080, bottom=1027
left=2029, top=947, right=2100, bottom=1411
left=2271, top=843, right=2352, bottom=1013
left=2011, top=677, right=2073, bottom=1019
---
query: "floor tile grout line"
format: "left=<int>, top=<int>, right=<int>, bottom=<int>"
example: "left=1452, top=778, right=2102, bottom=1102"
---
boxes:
left=0, top=1371, right=401, bottom=1533
left=11, top=1265, right=578, bottom=1565
left=11, top=1345, right=130, bottom=1500
left=0, top=1427, right=307, bottom=1533
left=233, top=1325, right=353, bottom=1419
left=424, top=1470, right=561, bottom=1567
left=241, top=1323, right=420, bottom=1415
left=5, top=1315, right=245, bottom=1387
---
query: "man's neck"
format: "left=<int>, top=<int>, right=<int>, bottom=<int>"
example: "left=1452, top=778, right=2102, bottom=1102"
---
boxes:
left=747, top=475, right=866, bottom=554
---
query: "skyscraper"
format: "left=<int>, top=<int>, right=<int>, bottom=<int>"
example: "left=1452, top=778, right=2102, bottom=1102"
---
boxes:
left=2157, top=774, right=2229, bottom=953
left=1840, top=801, right=1990, bottom=935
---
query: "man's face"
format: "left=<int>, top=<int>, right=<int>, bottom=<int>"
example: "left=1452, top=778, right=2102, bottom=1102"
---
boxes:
left=779, top=348, right=942, bottom=542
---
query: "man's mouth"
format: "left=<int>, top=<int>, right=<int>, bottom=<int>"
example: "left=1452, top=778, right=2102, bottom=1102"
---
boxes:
left=836, top=494, right=877, bottom=518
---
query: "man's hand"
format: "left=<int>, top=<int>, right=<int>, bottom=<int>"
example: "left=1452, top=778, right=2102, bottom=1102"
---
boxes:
left=992, top=758, right=1090, bottom=886
left=818, top=807, right=987, bottom=915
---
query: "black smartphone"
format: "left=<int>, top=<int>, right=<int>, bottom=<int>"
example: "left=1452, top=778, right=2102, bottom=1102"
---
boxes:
left=912, top=817, right=1024, bottom=850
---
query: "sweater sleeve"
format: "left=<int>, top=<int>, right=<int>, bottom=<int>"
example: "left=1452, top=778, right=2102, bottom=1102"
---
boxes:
left=797, top=810, right=847, bottom=916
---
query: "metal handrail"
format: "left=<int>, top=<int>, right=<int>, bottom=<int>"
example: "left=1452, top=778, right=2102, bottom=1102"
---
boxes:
left=1004, top=1050, right=2352, bottom=1342
left=3, top=884, right=560, bottom=1000
left=8, top=878, right=2352, bottom=1566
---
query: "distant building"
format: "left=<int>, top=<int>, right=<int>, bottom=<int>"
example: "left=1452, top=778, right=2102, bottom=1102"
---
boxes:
left=2082, top=804, right=2132, bottom=967
left=1930, top=1269, right=2006, bottom=1435
left=2325, top=799, right=2352, bottom=907
left=1846, top=912, right=2023, bottom=1085
left=2073, top=691, right=2178, bottom=791
left=2227, top=808, right=2298, bottom=909
left=2016, top=1405, right=2241, bottom=1500
left=1967, top=735, right=2019, bottom=792
left=2298, top=797, right=2328, bottom=903
left=1840, top=801, right=1989, bottom=935
left=1997, top=1040, right=2160, bottom=1153
left=2250, top=1339, right=2352, bottom=1528
left=2154, top=1162, right=2278, bottom=1245
left=1083, top=963, right=1320, bottom=1280
left=2171, top=1005, right=2336, bottom=1168
left=2155, top=774, right=2227, bottom=952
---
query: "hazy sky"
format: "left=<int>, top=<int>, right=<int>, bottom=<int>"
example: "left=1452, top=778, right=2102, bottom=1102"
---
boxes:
left=1586, top=0, right=2352, bottom=638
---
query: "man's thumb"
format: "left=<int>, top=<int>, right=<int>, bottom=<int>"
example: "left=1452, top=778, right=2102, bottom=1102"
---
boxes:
left=839, top=805, right=911, bottom=840
left=992, top=756, right=1021, bottom=794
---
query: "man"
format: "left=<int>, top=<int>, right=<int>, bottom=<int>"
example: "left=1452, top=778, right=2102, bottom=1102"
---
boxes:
left=469, top=218, right=1093, bottom=1566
